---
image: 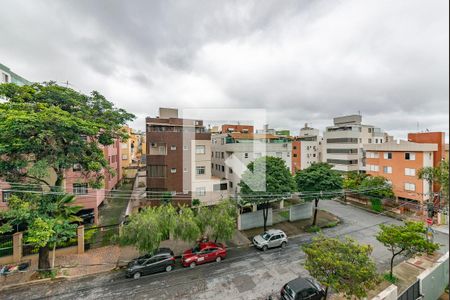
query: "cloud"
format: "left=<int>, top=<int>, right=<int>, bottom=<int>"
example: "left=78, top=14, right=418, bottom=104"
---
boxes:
left=0, top=0, right=448, bottom=140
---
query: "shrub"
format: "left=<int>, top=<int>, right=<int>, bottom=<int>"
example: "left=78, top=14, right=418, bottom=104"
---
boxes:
left=371, top=198, right=383, bottom=212
left=323, top=221, right=339, bottom=228
left=306, top=225, right=321, bottom=233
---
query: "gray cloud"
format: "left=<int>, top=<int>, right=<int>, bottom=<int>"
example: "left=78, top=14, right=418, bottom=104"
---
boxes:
left=0, top=0, right=448, bottom=140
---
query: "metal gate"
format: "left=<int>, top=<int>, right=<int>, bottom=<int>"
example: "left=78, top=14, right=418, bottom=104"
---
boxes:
left=398, top=280, right=420, bottom=300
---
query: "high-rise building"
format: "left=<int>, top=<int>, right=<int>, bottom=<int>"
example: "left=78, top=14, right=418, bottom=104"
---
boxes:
left=146, top=108, right=223, bottom=206
left=291, top=124, right=323, bottom=173
left=323, top=115, right=390, bottom=172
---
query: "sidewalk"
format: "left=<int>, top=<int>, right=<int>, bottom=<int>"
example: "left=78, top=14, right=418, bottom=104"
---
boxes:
left=434, top=224, right=449, bottom=235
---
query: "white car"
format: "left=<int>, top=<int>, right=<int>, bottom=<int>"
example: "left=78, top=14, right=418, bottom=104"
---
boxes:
left=252, top=229, right=288, bottom=251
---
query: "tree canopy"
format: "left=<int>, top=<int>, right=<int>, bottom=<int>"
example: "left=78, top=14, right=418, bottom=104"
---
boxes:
left=360, top=175, right=394, bottom=199
left=302, top=235, right=379, bottom=299
left=0, top=82, right=135, bottom=188
left=376, top=221, right=440, bottom=278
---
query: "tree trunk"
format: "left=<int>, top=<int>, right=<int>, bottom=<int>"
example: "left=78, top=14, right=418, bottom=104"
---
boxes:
left=54, top=169, right=65, bottom=191
left=312, top=198, right=319, bottom=226
left=51, top=243, right=56, bottom=269
left=263, top=201, right=269, bottom=231
left=324, top=286, right=329, bottom=299
left=38, top=245, right=51, bottom=271
left=390, top=253, right=397, bottom=278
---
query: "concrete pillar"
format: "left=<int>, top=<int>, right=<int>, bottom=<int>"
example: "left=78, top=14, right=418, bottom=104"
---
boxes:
left=77, top=225, right=85, bottom=254
left=237, top=214, right=242, bottom=230
left=12, top=232, right=23, bottom=263
left=252, top=204, right=257, bottom=212
left=279, top=200, right=284, bottom=209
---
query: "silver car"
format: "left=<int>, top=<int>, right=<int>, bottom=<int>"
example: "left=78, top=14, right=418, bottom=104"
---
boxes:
left=252, top=229, right=288, bottom=251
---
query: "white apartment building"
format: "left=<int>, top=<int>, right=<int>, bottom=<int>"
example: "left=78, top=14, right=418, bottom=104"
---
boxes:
left=323, top=115, right=390, bottom=172
left=293, top=124, right=324, bottom=172
left=211, top=132, right=292, bottom=193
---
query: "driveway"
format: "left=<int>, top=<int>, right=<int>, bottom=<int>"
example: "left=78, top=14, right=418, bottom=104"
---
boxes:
left=1, top=200, right=448, bottom=300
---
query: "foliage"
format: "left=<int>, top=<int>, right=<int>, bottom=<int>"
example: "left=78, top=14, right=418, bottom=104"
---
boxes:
left=440, top=160, right=449, bottom=202
left=360, top=176, right=394, bottom=199
left=172, top=206, right=200, bottom=242
left=192, top=198, right=201, bottom=207
left=209, top=199, right=237, bottom=242
left=370, top=198, right=383, bottom=212
left=239, top=156, right=295, bottom=231
left=295, top=163, right=342, bottom=226
left=0, top=82, right=135, bottom=188
left=0, top=193, right=81, bottom=270
left=305, top=225, right=321, bottom=233
left=323, top=221, right=339, bottom=229
left=376, top=221, right=440, bottom=278
left=418, top=161, right=450, bottom=203
left=160, top=192, right=173, bottom=205
left=383, top=273, right=398, bottom=284
left=343, top=171, right=367, bottom=190
left=302, top=235, right=379, bottom=299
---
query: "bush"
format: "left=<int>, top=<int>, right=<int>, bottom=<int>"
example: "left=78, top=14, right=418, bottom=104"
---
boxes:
left=371, top=198, right=383, bottom=212
left=323, top=221, right=339, bottom=228
left=192, top=198, right=201, bottom=207
left=383, top=273, right=398, bottom=284
left=306, top=225, right=321, bottom=233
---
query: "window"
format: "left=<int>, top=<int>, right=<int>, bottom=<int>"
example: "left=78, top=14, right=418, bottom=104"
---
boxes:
left=73, top=163, right=82, bottom=171
left=405, top=168, right=416, bottom=176
left=184, top=168, right=188, bottom=173
left=170, top=168, right=177, bottom=173
left=183, top=145, right=188, bottom=150
left=229, top=181, right=233, bottom=188
left=2, top=191, right=11, bottom=202
left=383, top=166, right=393, bottom=174
left=368, top=138, right=372, bottom=143
left=196, top=187, right=206, bottom=196
left=2, top=73, right=9, bottom=83
left=158, top=146, right=166, bottom=154
left=196, top=166, right=205, bottom=175
left=211, top=151, right=214, bottom=157
left=244, top=153, right=249, bottom=158
left=221, top=152, right=224, bottom=159
left=367, top=164, right=379, bottom=172
left=326, top=138, right=358, bottom=144
left=171, top=145, right=177, bottom=151
left=293, top=146, right=297, bottom=150
left=73, top=183, right=88, bottom=195
left=195, top=145, right=205, bottom=154
left=313, top=154, right=316, bottom=157
left=384, top=152, right=392, bottom=160
left=405, top=152, right=416, bottom=161
left=148, top=165, right=166, bottom=177
left=287, top=152, right=290, bottom=157
left=221, top=165, right=225, bottom=172
left=229, top=168, right=233, bottom=174
left=405, top=183, right=416, bottom=191
left=327, top=159, right=358, bottom=165
left=327, top=148, right=358, bottom=154
left=367, top=152, right=379, bottom=159
left=293, top=154, right=297, bottom=158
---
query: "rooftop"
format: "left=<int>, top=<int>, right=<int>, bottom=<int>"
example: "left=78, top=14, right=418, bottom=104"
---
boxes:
left=364, top=140, right=438, bottom=152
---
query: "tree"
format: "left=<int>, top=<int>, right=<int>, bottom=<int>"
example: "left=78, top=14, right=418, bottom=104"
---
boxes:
left=239, top=156, right=296, bottom=231
left=360, top=175, right=394, bottom=199
left=302, top=235, right=379, bottom=299
left=0, top=82, right=134, bottom=269
left=343, top=171, right=367, bottom=190
left=439, top=160, right=449, bottom=204
left=0, top=193, right=81, bottom=271
left=210, top=199, right=237, bottom=243
left=0, top=82, right=135, bottom=189
left=418, top=166, right=440, bottom=204
left=173, top=206, right=201, bottom=242
left=295, top=163, right=342, bottom=226
left=376, top=221, right=440, bottom=279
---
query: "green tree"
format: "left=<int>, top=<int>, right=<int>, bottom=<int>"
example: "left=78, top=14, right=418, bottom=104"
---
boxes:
left=418, top=166, right=440, bottom=204
left=302, top=235, right=379, bottom=299
left=0, top=82, right=135, bottom=189
left=360, top=175, right=394, bottom=199
left=210, top=199, right=237, bottom=243
left=376, top=221, right=440, bottom=279
left=439, top=160, right=449, bottom=203
left=295, top=163, right=343, bottom=226
left=343, top=171, right=367, bottom=190
left=172, top=206, right=201, bottom=242
left=239, top=156, right=296, bottom=231
left=0, top=193, right=81, bottom=271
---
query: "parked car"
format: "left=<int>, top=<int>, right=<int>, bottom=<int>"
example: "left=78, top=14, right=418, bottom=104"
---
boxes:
left=252, top=229, right=288, bottom=251
left=280, top=277, right=325, bottom=300
left=181, top=242, right=226, bottom=268
left=126, top=248, right=175, bottom=279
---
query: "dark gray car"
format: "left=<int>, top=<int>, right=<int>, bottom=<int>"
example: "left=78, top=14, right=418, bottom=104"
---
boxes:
left=280, top=277, right=325, bottom=300
left=126, top=248, right=175, bottom=279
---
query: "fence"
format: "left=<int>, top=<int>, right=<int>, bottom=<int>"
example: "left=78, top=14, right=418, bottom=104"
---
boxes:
left=84, top=224, right=121, bottom=251
left=0, top=234, right=13, bottom=258
left=397, top=280, right=420, bottom=300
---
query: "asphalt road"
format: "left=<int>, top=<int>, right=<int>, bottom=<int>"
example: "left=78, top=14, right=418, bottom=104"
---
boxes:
left=1, top=200, right=448, bottom=300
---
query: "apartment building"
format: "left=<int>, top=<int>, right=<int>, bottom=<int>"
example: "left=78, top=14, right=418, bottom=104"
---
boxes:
left=121, top=126, right=147, bottom=169
left=0, top=63, right=30, bottom=86
left=211, top=129, right=292, bottom=193
left=291, top=124, right=323, bottom=174
left=365, top=140, right=437, bottom=202
left=222, top=124, right=254, bottom=134
left=323, top=115, right=390, bottom=172
left=146, top=108, right=223, bottom=206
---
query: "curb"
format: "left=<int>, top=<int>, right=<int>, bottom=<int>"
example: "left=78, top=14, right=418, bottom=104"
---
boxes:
left=0, top=276, right=67, bottom=292
left=335, top=199, right=406, bottom=222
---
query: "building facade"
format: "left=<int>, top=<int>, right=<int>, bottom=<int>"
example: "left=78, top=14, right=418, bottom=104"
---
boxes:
left=365, top=140, right=437, bottom=202
left=121, top=126, right=147, bottom=169
left=0, top=63, right=31, bottom=86
left=323, top=115, right=390, bottom=172
left=146, top=108, right=223, bottom=206
left=291, top=124, right=323, bottom=173
left=211, top=130, right=292, bottom=193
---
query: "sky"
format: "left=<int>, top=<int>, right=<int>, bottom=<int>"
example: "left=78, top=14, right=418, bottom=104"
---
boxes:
left=0, top=0, right=448, bottom=140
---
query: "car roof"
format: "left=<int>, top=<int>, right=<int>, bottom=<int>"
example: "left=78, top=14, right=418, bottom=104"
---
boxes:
left=286, top=277, right=314, bottom=292
left=199, top=242, right=222, bottom=249
left=266, top=229, right=285, bottom=235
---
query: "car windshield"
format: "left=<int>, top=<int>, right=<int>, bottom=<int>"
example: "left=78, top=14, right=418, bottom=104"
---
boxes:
left=261, top=232, right=271, bottom=240
left=192, top=245, right=201, bottom=253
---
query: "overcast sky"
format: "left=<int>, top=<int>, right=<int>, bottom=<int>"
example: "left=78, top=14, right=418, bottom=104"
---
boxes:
left=1, top=0, right=448, bottom=140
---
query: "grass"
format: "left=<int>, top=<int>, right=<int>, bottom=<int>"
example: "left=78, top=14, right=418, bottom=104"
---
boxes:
left=278, top=211, right=290, bottom=219
left=383, top=273, right=398, bottom=284
left=323, top=220, right=339, bottom=228
left=305, top=225, right=321, bottom=233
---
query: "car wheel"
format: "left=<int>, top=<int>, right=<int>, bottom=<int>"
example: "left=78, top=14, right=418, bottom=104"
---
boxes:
left=133, top=272, right=141, bottom=279
left=215, top=256, right=222, bottom=263
left=189, top=262, right=196, bottom=268
left=281, top=242, right=287, bottom=249
left=262, top=245, right=268, bottom=252
left=166, top=265, right=173, bottom=272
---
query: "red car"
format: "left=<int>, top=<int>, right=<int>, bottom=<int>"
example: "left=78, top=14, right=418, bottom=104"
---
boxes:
left=181, top=242, right=227, bottom=268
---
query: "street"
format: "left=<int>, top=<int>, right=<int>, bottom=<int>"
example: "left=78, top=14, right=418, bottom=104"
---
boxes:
left=1, top=200, right=448, bottom=300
